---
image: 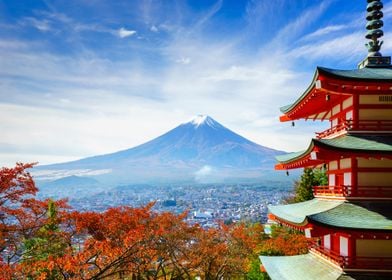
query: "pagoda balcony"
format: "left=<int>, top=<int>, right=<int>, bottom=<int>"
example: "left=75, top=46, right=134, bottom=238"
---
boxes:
left=309, top=243, right=345, bottom=267
left=310, top=243, right=392, bottom=270
left=316, top=120, right=392, bottom=139
left=313, top=185, right=392, bottom=199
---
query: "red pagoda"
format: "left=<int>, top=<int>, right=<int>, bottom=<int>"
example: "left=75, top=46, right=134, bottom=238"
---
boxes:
left=260, top=1, right=392, bottom=279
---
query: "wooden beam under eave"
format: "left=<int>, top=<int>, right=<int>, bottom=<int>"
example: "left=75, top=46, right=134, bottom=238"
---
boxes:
left=275, top=163, right=288, bottom=170
left=321, top=110, right=330, bottom=121
left=279, top=114, right=292, bottom=122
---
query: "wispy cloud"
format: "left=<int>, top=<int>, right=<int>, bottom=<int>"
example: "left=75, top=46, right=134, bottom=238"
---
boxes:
left=117, top=27, right=137, bottom=38
left=21, top=17, right=52, bottom=31
left=289, top=32, right=363, bottom=62
left=303, top=24, right=347, bottom=40
left=176, top=57, right=191, bottom=64
left=192, top=0, right=223, bottom=30
left=150, top=25, right=159, bottom=32
left=267, top=0, right=332, bottom=49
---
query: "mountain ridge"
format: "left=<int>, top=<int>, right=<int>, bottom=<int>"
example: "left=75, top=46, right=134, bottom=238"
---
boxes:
left=35, top=115, right=287, bottom=184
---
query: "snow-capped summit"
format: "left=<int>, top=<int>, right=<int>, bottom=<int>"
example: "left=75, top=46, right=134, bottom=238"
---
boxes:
left=189, top=115, right=218, bottom=128
left=37, top=116, right=285, bottom=184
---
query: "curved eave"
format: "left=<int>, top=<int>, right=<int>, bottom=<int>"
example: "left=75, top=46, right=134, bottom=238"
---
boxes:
left=279, top=66, right=392, bottom=122
left=318, top=66, right=392, bottom=81
left=260, top=253, right=345, bottom=280
left=279, top=68, right=320, bottom=118
left=269, top=199, right=392, bottom=231
left=275, top=142, right=318, bottom=170
left=309, top=202, right=392, bottom=231
left=268, top=199, right=343, bottom=226
left=275, top=135, right=392, bottom=170
left=314, top=135, right=392, bottom=154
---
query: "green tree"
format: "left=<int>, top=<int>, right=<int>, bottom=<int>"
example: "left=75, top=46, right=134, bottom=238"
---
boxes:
left=22, top=200, right=68, bottom=279
left=246, top=256, right=270, bottom=280
left=292, top=168, right=327, bottom=203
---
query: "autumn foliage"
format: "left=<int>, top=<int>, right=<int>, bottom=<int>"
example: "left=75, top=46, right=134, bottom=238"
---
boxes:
left=0, top=163, right=308, bottom=279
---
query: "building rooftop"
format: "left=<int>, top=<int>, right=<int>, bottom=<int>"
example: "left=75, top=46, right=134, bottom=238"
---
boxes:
left=279, top=66, right=392, bottom=118
left=268, top=199, right=392, bottom=230
left=260, top=253, right=350, bottom=280
left=318, top=66, right=392, bottom=81
left=275, top=134, right=392, bottom=167
left=269, top=198, right=341, bottom=225
left=260, top=253, right=392, bottom=280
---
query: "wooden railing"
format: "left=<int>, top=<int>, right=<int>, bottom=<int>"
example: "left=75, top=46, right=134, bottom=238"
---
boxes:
left=309, top=242, right=345, bottom=266
left=313, top=185, right=392, bottom=198
left=310, top=242, right=392, bottom=270
left=316, top=120, right=392, bottom=139
left=313, top=185, right=350, bottom=197
left=316, top=122, right=348, bottom=139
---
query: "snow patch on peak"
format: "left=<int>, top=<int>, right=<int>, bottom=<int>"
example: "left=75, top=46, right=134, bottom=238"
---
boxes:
left=188, top=115, right=217, bottom=128
left=191, top=115, right=208, bottom=126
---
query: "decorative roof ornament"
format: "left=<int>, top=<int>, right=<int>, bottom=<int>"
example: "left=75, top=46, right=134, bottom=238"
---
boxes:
left=365, top=0, right=384, bottom=57
left=358, top=0, right=391, bottom=68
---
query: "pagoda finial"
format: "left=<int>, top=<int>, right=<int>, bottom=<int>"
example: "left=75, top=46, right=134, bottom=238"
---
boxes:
left=365, top=0, right=384, bottom=57
left=358, top=0, right=391, bottom=68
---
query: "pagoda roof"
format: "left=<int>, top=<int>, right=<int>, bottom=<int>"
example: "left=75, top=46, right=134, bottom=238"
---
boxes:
left=269, top=198, right=342, bottom=225
left=275, top=134, right=392, bottom=169
left=311, top=202, right=392, bottom=230
left=268, top=198, right=392, bottom=230
left=279, top=66, right=392, bottom=121
left=316, top=134, right=392, bottom=151
left=260, top=253, right=392, bottom=280
left=260, top=253, right=350, bottom=280
left=318, top=66, right=392, bottom=81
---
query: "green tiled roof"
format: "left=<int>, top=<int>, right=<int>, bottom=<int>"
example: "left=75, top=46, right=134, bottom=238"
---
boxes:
left=260, top=253, right=348, bottom=280
left=275, top=150, right=308, bottom=163
left=310, top=203, right=392, bottom=230
left=260, top=253, right=390, bottom=280
left=269, top=199, right=342, bottom=224
left=280, top=66, right=392, bottom=114
left=318, top=66, right=392, bottom=80
left=275, top=135, right=392, bottom=164
left=269, top=199, right=392, bottom=230
left=280, top=69, right=318, bottom=114
left=316, top=135, right=392, bottom=152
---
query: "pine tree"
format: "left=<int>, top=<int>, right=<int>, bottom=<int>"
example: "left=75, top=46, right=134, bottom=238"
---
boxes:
left=293, top=168, right=327, bottom=202
left=22, top=200, right=68, bottom=279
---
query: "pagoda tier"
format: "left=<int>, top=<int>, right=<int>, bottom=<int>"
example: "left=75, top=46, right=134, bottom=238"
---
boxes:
left=275, top=134, right=392, bottom=200
left=261, top=2, right=392, bottom=279
left=279, top=67, right=392, bottom=139
left=266, top=199, right=392, bottom=272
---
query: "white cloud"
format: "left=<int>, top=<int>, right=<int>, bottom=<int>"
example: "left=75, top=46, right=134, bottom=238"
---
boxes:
left=32, top=169, right=112, bottom=181
left=303, top=24, right=347, bottom=40
left=194, top=165, right=213, bottom=182
left=176, top=57, right=191, bottom=64
left=117, top=27, right=136, bottom=38
left=150, top=25, right=158, bottom=32
left=289, top=32, right=363, bottom=61
left=21, top=17, right=52, bottom=32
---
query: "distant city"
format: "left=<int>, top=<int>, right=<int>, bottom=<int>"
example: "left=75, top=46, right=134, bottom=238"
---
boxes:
left=37, top=182, right=294, bottom=228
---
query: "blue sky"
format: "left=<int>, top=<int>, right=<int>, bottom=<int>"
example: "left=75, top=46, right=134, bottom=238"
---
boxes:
left=1, top=0, right=392, bottom=167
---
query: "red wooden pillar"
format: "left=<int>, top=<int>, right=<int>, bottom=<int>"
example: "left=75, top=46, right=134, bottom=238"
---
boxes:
left=352, top=94, right=359, bottom=130
left=351, top=157, right=358, bottom=197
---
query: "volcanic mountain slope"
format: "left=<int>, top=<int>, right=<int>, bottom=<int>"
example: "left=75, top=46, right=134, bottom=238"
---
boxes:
left=35, top=115, right=286, bottom=184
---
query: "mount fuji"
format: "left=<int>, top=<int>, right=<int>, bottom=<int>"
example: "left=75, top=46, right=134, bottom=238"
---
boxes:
left=35, top=115, right=287, bottom=184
